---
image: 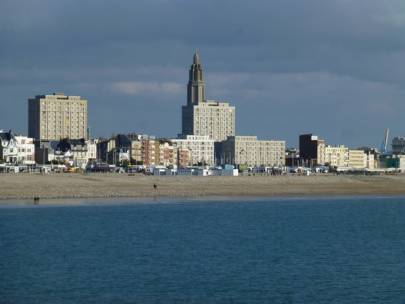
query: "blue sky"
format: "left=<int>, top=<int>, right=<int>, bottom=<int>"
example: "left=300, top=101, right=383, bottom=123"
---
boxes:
left=1, top=0, right=405, bottom=147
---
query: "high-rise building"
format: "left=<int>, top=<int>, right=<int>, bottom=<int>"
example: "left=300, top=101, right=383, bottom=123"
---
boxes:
left=182, top=52, right=235, bottom=142
left=299, top=134, right=325, bottom=166
left=28, top=93, right=88, bottom=141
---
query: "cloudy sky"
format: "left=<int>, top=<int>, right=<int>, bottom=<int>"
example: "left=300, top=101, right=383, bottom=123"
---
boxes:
left=1, top=0, right=405, bottom=147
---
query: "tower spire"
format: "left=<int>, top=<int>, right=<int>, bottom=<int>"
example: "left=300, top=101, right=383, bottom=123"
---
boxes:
left=193, top=51, right=200, bottom=64
left=187, top=51, right=205, bottom=105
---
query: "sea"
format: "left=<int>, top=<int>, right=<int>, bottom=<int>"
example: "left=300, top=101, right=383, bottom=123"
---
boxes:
left=1, top=197, right=405, bottom=304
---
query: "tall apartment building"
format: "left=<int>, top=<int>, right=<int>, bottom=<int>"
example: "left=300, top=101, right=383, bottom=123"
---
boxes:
left=28, top=93, right=88, bottom=141
left=219, top=136, right=285, bottom=167
left=171, top=135, right=215, bottom=166
left=299, top=134, right=325, bottom=166
left=182, top=52, right=235, bottom=142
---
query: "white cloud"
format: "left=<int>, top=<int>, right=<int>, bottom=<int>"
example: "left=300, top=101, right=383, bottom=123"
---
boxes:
left=111, top=81, right=183, bottom=96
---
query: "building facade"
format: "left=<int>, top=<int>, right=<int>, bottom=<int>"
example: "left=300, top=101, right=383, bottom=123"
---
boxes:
left=348, top=149, right=366, bottom=169
left=53, top=138, right=89, bottom=168
left=0, top=131, right=35, bottom=165
left=128, top=134, right=157, bottom=166
left=86, top=139, right=98, bottom=161
left=96, top=137, right=116, bottom=164
left=156, top=139, right=175, bottom=167
left=182, top=53, right=235, bottom=142
left=28, top=93, right=88, bottom=141
left=324, top=145, right=349, bottom=168
left=392, top=137, right=405, bottom=154
left=299, top=134, right=325, bottom=166
left=172, top=135, right=214, bottom=166
left=176, top=148, right=191, bottom=168
left=219, top=136, right=286, bottom=167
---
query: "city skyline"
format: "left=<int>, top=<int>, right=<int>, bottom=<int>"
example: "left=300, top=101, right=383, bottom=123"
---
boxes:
left=1, top=0, right=405, bottom=147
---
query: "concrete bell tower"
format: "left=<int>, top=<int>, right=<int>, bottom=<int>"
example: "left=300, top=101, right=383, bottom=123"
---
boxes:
left=187, top=51, right=205, bottom=105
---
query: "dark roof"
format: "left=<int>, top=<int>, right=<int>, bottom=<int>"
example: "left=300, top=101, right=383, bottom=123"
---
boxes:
left=116, top=134, right=131, bottom=148
left=0, top=130, right=14, bottom=142
left=56, top=138, right=86, bottom=152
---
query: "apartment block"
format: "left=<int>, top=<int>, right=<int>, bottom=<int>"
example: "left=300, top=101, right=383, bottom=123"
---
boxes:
left=28, top=93, right=88, bottom=141
left=171, top=135, right=214, bottom=166
left=392, top=137, right=405, bottom=154
left=219, top=136, right=286, bottom=167
left=348, top=149, right=367, bottom=169
left=324, top=145, right=349, bottom=167
left=299, top=134, right=325, bottom=166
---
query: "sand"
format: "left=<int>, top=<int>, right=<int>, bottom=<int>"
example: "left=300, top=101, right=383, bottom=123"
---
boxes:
left=0, top=173, right=405, bottom=202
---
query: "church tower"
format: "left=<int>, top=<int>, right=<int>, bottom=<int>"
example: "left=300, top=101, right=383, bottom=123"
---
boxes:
left=182, top=52, right=235, bottom=141
left=187, top=51, right=205, bottom=105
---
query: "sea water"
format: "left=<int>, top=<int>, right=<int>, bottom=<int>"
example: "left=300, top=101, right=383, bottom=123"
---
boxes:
left=1, top=197, right=405, bottom=303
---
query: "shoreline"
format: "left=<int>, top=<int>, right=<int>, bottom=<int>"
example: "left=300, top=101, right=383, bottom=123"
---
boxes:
left=1, top=194, right=405, bottom=207
left=1, top=173, right=405, bottom=203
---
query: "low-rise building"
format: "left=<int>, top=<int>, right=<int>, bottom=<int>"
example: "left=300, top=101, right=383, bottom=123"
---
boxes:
left=379, top=154, right=405, bottom=171
left=86, top=139, right=98, bottom=161
left=175, top=148, right=191, bottom=168
left=97, top=134, right=171, bottom=167
left=0, top=130, right=18, bottom=164
left=156, top=139, right=174, bottom=167
left=172, top=135, right=214, bottom=166
left=348, top=149, right=366, bottom=169
left=219, top=136, right=285, bottom=167
left=0, top=131, right=35, bottom=165
left=53, top=138, right=91, bottom=168
left=324, top=145, right=349, bottom=168
left=96, top=137, right=116, bottom=164
left=128, top=134, right=157, bottom=166
left=392, top=137, right=405, bottom=154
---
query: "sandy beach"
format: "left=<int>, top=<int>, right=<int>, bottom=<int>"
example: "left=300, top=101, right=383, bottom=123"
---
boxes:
left=0, top=173, right=405, bottom=201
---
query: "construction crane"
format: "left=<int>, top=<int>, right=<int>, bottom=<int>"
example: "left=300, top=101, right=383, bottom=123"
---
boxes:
left=380, top=128, right=390, bottom=154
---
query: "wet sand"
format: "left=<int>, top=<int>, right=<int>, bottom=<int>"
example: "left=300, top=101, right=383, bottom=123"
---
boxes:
left=1, top=173, right=405, bottom=202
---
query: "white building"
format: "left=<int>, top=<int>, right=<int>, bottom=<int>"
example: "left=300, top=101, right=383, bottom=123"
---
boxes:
left=348, top=149, right=365, bottom=169
left=86, top=139, right=97, bottom=161
left=15, top=136, right=35, bottom=165
left=219, top=136, right=286, bottom=167
left=0, top=131, right=18, bottom=164
left=48, top=138, right=96, bottom=169
left=171, top=135, right=215, bottom=166
left=324, top=145, right=349, bottom=168
left=0, top=131, right=35, bottom=165
left=365, top=150, right=377, bottom=169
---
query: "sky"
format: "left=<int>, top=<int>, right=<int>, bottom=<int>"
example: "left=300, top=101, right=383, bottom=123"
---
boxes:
left=1, top=0, right=405, bottom=148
